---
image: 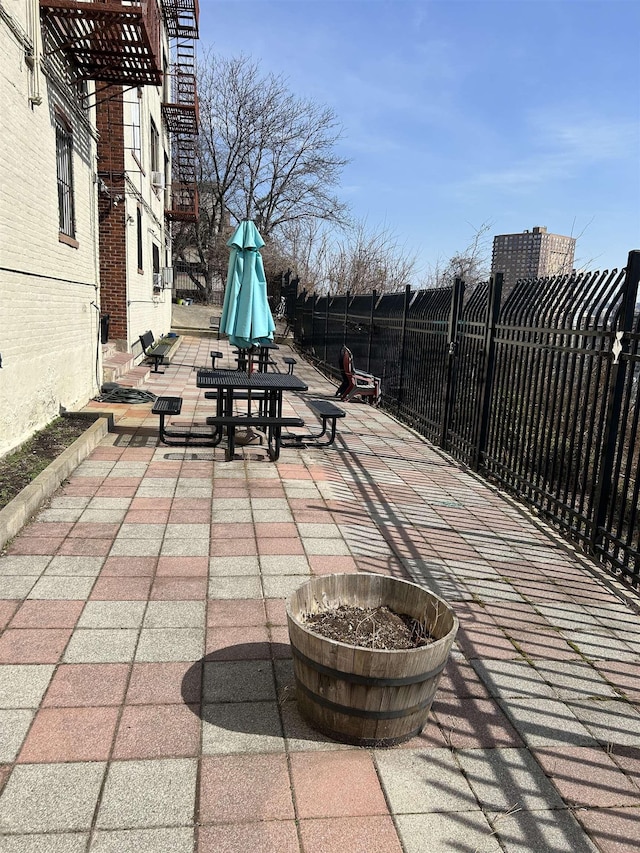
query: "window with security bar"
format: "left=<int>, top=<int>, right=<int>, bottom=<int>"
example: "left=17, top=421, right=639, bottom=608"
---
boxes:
left=150, top=118, right=160, bottom=174
left=55, top=114, right=75, bottom=239
left=125, top=88, right=143, bottom=165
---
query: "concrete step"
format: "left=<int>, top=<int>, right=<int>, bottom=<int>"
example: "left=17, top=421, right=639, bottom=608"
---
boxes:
left=102, top=335, right=181, bottom=387
left=115, top=366, right=151, bottom=388
left=102, top=350, right=138, bottom=384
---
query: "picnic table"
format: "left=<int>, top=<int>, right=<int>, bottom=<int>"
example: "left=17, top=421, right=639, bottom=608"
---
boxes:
left=234, top=341, right=280, bottom=373
left=196, top=369, right=308, bottom=460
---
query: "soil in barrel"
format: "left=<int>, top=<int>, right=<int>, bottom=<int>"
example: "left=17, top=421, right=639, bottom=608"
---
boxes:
left=303, top=604, right=435, bottom=650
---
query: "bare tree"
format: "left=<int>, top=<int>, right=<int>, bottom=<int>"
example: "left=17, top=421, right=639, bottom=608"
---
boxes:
left=172, top=52, right=349, bottom=302
left=423, top=221, right=493, bottom=290
left=569, top=216, right=601, bottom=272
left=270, top=218, right=334, bottom=292
left=266, top=219, right=418, bottom=296
left=321, top=221, right=418, bottom=295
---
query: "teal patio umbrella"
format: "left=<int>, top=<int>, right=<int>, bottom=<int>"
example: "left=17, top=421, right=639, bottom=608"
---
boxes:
left=219, top=220, right=275, bottom=349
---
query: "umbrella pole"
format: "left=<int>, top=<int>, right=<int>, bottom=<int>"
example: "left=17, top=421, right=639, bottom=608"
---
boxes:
left=247, top=348, right=253, bottom=418
left=236, top=347, right=262, bottom=447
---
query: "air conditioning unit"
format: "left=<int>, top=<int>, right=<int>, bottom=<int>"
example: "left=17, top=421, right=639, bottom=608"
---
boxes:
left=152, top=272, right=162, bottom=289
left=161, top=267, right=174, bottom=288
left=151, top=171, right=164, bottom=190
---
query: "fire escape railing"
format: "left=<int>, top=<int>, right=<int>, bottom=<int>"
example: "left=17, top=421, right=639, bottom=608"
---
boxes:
left=161, top=0, right=199, bottom=222
left=39, top=0, right=163, bottom=86
left=161, top=0, right=199, bottom=39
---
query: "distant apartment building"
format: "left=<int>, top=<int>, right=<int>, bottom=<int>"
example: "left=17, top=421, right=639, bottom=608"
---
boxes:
left=491, top=226, right=576, bottom=294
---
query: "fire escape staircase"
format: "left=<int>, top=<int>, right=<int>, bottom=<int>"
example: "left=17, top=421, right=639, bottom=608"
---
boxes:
left=161, top=1, right=199, bottom=222
left=39, top=0, right=199, bottom=221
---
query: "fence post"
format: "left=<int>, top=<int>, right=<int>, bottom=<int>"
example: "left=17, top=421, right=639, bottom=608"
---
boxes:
left=310, top=293, right=318, bottom=354
left=288, top=275, right=299, bottom=323
left=472, top=273, right=503, bottom=471
left=324, top=295, right=329, bottom=365
left=439, top=278, right=465, bottom=449
left=397, top=284, right=412, bottom=408
left=590, top=250, right=640, bottom=551
left=344, top=290, right=350, bottom=345
left=294, top=288, right=305, bottom=345
left=367, top=289, right=376, bottom=372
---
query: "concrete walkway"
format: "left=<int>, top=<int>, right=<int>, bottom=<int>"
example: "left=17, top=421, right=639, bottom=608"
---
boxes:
left=0, top=332, right=639, bottom=852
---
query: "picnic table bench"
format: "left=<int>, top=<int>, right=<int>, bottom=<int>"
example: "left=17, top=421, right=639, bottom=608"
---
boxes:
left=139, top=330, right=170, bottom=373
left=151, top=396, right=219, bottom=446
left=282, top=399, right=345, bottom=448
left=205, top=414, right=304, bottom=461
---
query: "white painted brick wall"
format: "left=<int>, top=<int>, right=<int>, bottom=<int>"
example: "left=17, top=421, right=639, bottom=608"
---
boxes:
left=0, top=17, right=101, bottom=457
left=121, top=86, right=172, bottom=350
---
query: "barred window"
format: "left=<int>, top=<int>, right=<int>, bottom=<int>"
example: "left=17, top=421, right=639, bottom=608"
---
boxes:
left=131, top=98, right=141, bottom=162
left=150, top=118, right=159, bottom=173
left=125, top=88, right=142, bottom=164
left=137, top=206, right=143, bottom=272
left=55, top=114, right=75, bottom=238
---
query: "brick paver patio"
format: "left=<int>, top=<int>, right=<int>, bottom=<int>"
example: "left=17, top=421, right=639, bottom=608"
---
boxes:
left=0, top=332, right=639, bottom=852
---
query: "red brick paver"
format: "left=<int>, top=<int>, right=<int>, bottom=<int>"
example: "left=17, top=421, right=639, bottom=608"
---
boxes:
left=0, top=332, right=638, bottom=853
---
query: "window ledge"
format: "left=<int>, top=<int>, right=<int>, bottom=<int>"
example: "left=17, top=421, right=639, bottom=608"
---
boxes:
left=59, top=233, right=79, bottom=249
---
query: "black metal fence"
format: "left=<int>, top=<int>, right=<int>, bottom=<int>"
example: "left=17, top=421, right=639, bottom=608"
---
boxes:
left=173, top=261, right=224, bottom=305
left=291, top=250, right=640, bottom=589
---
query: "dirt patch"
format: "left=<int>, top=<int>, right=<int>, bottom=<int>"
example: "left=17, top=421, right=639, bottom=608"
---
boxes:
left=0, top=416, right=92, bottom=510
left=303, top=604, right=435, bottom=650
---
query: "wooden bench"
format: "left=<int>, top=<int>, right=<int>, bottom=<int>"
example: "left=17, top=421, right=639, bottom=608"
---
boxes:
left=152, top=396, right=218, bottom=446
left=140, top=330, right=170, bottom=373
left=206, top=414, right=304, bottom=461
left=282, top=356, right=297, bottom=375
left=282, top=399, right=345, bottom=448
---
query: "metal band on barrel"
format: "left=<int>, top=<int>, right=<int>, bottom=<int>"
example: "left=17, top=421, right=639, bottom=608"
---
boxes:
left=291, top=645, right=446, bottom=686
left=296, top=681, right=434, bottom=720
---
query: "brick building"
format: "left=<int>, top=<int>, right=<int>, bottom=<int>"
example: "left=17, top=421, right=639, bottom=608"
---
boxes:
left=0, top=0, right=199, bottom=456
left=93, top=0, right=200, bottom=350
left=491, top=226, right=576, bottom=295
left=0, top=0, right=100, bottom=455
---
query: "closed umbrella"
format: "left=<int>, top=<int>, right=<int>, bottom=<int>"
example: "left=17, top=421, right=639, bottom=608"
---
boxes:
left=219, top=220, right=275, bottom=348
left=219, top=220, right=275, bottom=445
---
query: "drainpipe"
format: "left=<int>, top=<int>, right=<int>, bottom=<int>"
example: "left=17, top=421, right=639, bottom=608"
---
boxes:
left=26, top=0, right=42, bottom=106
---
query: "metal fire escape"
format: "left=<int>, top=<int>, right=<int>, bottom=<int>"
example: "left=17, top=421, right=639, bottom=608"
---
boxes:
left=161, top=0, right=199, bottom=222
left=39, top=0, right=199, bottom=221
left=39, top=0, right=163, bottom=87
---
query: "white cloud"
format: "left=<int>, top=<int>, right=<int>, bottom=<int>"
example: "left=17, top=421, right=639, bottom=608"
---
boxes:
left=459, top=109, right=638, bottom=194
left=532, top=108, right=639, bottom=162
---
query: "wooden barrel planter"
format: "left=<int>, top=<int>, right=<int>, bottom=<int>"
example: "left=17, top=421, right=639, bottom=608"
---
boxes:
left=286, top=573, right=459, bottom=747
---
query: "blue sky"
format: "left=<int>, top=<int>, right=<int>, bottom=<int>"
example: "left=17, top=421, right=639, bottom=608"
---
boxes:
left=199, top=0, right=640, bottom=279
